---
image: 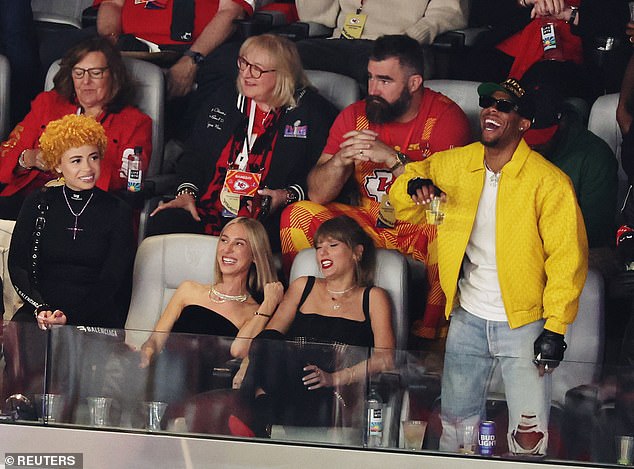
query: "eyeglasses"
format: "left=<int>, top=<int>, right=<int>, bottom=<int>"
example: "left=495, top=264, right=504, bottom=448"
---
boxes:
left=71, top=67, right=109, bottom=79
left=237, top=56, right=276, bottom=79
left=479, top=95, right=519, bottom=113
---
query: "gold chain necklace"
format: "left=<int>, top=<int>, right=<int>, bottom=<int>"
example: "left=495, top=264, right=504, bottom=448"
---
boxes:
left=208, top=285, right=249, bottom=304
left=327, top=285, right=356, bottom=311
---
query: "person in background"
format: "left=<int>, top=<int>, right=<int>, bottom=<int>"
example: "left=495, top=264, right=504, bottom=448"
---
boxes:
left=146, top=34, right=337, bottom=254
left=522, top=81, right=618, bottom=253
left=455, top=0, right=629, bottom=104
left=390, top=77, right=588, bottom=455
left=0, top=36, right=152, bottom=220
left=280, top=35, right=471, bottom=341
left=294, top=0, right=468, bottom=87
left=97, top=0, right=254, bottom=98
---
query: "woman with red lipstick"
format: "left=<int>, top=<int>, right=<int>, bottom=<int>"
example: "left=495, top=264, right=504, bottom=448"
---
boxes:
left=9, top=114, right=135, bottom=329
left=147, top=33, right=337, bottom=253
left=139, top=217, right=283, bottom=370
left=241, top=216, right=395, bottom=437
left=0, top=36, right=152, bottom=220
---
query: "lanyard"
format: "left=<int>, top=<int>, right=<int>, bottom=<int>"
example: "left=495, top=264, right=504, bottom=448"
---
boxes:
left=357, top=0, right=365, bottom=14
left=234, top=95, right=258, bottom=171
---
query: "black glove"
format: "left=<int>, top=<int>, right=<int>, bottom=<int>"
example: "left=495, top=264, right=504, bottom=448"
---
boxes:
left=533, top=329, right=567, bottom=371
left=406, top=178, right=440, bottom=197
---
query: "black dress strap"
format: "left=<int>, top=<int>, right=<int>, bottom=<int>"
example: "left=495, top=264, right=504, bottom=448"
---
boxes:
left=298, top=276, right=316, bottom=309
left=362, top=287, right=371, bottom=321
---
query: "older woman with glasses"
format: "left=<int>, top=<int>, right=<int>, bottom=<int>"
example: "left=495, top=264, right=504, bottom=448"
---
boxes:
left=0, top=36, right=152, bottom=220
left=147, top=33, right=338, bottom=253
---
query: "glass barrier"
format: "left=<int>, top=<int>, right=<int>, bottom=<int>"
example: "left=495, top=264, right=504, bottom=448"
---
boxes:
left=1, top=320, right=632, bottom=467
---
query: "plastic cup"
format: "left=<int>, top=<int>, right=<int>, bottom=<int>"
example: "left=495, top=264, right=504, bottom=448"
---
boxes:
left=35, top=393, right=64, bottom=423
left=402, top=420, right=427, bottom=450
left=425, top=196, right=445, bottom=225
left=87, top=397, right=112, bottom=427
left=143, top=401, right=167, bottom=431
left=617, top=435, right=634, bottom=465
left=458, top=422, right=477, bottom=455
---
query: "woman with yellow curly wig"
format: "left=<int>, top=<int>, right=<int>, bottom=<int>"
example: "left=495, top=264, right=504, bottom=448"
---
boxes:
left=8, top=114, right=135, bottom=329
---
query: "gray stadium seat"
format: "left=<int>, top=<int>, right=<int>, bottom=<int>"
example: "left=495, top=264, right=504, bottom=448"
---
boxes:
left=31, top=0, right=94, bottom=29
left=588, top=93, right=626, bottom=205
left=124, top=233, right=219, bottom=349
left=0, top=54, right=9, bottom=140
left=425, top=79, right=481, bottom=141
left=305, top=69, right=361, bottom=111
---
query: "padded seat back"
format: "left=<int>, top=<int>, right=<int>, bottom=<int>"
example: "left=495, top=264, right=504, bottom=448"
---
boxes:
left=588, top=93, right=626, bottom=202
left=289, top=247, right=409, bottom=351
left=0, top=54, right=9, bottom=140
left=45, top=57, right=165, bottom=177
left=31, top=0, right=94, bottom=29
left=125, top=234, right=219, bottom=348
left=425, top=79, right=481, bottom=141
left=487, top=269, right=605, bottom=405
left=305, top=70, right=361, bottom=111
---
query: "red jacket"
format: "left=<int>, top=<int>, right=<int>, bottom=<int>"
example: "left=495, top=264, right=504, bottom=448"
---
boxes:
left=0, top=90, right=152, bottom=196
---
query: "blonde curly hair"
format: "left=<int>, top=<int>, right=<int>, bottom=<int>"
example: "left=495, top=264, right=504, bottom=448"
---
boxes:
left=38, top=114, right=107, bottom=171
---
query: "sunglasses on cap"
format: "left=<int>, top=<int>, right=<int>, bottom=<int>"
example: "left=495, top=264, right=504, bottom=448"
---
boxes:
left=479, top=95, right=519, bottom=113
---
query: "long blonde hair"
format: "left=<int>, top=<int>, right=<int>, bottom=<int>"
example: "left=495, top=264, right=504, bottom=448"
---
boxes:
left=214, top=217, right=277, bottom=297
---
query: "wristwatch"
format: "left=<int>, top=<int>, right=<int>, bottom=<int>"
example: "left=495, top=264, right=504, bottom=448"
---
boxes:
left=389, top=151, right=408, bottom=172
left=183, top=49, right=205, bottom=65
left=567, top=6, right=579, bottom=24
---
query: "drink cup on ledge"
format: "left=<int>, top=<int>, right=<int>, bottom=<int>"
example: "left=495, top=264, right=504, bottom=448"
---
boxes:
left=35, top=393, right=64, bottom=423
left=458, top=422, right=477, bottom=455
left=616, top=435, right=634, bottom=465
left=402, top=420, right=427, bottom=450
left=87, top=397, right=113, bottom=427
left=143, top=401, right=167, bottom=431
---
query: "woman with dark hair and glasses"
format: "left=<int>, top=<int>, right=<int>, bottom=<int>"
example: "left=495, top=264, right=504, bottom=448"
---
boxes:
left=0, top=36, right=152, bottom=219
left=147, top=33, right=338, bottom=252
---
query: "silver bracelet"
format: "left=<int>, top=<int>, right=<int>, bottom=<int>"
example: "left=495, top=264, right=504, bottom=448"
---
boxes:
left=176, top=188, right=197, bottom=199
left=18, top=150, right=31, bottom=169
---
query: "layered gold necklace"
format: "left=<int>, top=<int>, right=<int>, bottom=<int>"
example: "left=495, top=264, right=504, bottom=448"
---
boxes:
left=208, top=284, right=249, bottom=304
left=327, top=285, right=356, bottom=311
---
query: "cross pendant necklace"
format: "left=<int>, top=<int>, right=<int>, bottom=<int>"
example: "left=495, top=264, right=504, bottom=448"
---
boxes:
left=63, top=186, right=94, bottom=240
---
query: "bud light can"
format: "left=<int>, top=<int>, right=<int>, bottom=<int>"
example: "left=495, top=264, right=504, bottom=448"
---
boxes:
left=478, top=421, right=496, bottom=456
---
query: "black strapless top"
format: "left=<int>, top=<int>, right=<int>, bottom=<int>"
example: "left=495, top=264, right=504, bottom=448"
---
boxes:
left=172, top=304, right=240, bottom=338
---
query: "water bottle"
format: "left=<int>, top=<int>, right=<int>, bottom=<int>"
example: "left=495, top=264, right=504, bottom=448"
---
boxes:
left=366, top=387, right=383, bottom=447
left=126, top=146, right=143, bottom=192
left=540, top=17, right=563, bottom=61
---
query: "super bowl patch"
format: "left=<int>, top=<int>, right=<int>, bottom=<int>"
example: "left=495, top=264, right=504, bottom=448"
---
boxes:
left=284, top=120, right=308, bottom=138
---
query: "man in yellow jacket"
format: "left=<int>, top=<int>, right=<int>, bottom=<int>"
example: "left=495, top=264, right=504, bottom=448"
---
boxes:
left=390, top=78, right=588, bottom=455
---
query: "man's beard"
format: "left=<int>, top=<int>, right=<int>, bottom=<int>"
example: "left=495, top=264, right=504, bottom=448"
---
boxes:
left=480, top=135, right=500, bottom=148
left=366, top=88, right=412, bottom=124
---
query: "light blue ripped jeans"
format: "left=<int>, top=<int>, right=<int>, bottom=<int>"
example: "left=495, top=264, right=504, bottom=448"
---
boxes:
left=439, top=306, right=551, bottom=455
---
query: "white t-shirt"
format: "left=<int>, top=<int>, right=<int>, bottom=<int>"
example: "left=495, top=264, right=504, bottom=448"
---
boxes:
left=458, top=167, right=507, bottom=322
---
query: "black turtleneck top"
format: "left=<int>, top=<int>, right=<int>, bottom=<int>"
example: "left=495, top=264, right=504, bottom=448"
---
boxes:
left=9, top=185, right=135, bottom=328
